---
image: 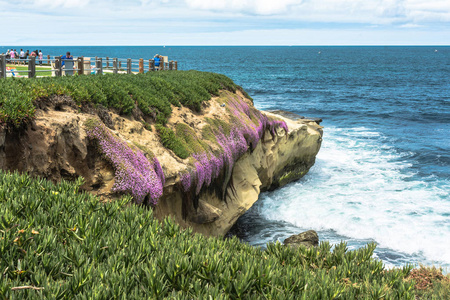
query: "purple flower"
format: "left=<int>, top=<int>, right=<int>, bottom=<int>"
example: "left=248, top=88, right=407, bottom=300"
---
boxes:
left=179, top=93, right=289, bottom=197
left=86, top=120, right=165, bottom=205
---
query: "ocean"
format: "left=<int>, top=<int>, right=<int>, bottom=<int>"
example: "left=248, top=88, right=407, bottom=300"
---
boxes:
left=3, top=46, right=449, bottom=269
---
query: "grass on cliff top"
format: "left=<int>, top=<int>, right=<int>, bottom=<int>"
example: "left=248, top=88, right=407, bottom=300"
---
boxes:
left=0, top=71, right=251, bottom=128
left=2, top=169, right=448, bottom=299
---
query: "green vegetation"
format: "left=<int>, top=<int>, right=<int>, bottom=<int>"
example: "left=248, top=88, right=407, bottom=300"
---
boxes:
left=0, top=71, right=247, bottom=128
left=156, top=120, right=232, bottom=160
left=155, top=124, right=190, bottom=159
left=2, top=169, right=443, bottom=299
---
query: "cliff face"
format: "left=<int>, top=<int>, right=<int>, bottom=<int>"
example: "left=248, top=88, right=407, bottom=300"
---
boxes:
left=155, top=113, right=322, bottom=236
left=0, top=91, right=322, bottom=236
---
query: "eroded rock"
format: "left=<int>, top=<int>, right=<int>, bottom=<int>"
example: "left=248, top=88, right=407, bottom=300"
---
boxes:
left=284, top=230, right=319, bottom=248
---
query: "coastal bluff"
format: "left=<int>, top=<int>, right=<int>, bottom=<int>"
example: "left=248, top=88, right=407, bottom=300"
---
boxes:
left=0, top=86, right=322, bottom=237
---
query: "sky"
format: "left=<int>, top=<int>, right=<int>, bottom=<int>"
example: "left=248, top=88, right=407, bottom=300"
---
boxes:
left=1, top=0, right=449, bottom=45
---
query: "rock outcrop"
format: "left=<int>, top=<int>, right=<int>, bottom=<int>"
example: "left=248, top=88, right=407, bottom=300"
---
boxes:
left=0, top=90, right=322, bottom=237
left=284, top=230, right=319, bottom=248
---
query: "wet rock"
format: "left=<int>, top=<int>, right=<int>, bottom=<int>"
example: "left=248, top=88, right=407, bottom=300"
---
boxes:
left=284, top=230, right=319, bottom=248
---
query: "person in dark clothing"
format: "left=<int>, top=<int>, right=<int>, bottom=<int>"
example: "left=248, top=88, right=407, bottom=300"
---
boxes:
left=154, top=54, right=161, bottom=70
left=61, top=51, right=73, bottom=66
left=24, top=50, right=30, bottom=64
left=61, top=52, right=74, bottom=76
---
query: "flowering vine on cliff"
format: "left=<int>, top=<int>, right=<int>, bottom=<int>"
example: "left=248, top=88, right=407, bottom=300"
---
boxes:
left=179, top=92, right=288, bottom=201
left=85, top=91, right=287, bottom=208
left=86, top=119, right=164, bottom=205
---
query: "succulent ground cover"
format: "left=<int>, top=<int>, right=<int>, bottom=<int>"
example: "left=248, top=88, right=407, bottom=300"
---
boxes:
left=0, top=71, right=248, bottom=128
left=2, top=170, right=440, bottom=299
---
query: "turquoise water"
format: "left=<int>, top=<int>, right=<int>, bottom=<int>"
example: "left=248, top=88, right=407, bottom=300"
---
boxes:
left=4, top=46, right=449, bottom=269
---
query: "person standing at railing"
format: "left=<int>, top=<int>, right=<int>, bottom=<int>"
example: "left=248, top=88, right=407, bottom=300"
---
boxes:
left=61, top=52, right=73, bottom=66
left=61, top=52, right=74, bottom=76
left=24, top=50, right=30, bottom=65
left=19, top=49, right=25, bottom=64
left=10, top=49, right=15, bottom=64
left=39, top=50, right=43, bottom=65
left=154, top=54, right=161, bottom=70
left=6, top=50, right=10, bottom=63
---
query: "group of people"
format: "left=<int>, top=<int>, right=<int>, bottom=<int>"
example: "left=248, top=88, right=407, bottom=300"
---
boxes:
left=5, top=49, right=44, bottom=65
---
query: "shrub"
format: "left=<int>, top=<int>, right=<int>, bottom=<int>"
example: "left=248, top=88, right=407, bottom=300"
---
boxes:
left=155, top=124, right=189, bottom=159
left=406, top=266, right=450, bottom=299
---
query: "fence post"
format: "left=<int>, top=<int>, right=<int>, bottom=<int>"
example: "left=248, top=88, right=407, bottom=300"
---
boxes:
left=113, top=58, right=118, bottom=74
left=148, top=59, right=154, bottom=72
left=55, top=56, right=62, bottom=77
left=29, top=56, right=36, bottom=78
left=169, top=61, right=173, bottom=70
left=106, top=57, right=109, bottom=68
left=47, top=55, right=50, bottom=65
left=0, top=55, right=6, bottom=78
left=97, top=57, right=103, bottom=75
left=174, top=61, right=178, bottom=70
left=119, top=61, right=122, bottom=70
left=139, top=58, right=144, bottom=74
left=160, top=57, right=164, bottom=71
left=78, top=57, right=84, bottom=75
left=127, top=59, right=132, bottom=74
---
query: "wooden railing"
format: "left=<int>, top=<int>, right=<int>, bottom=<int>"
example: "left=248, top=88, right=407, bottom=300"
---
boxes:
left=0, top=55, right=178, bottom=78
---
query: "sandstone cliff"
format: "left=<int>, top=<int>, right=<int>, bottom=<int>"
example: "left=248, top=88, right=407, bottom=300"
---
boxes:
left=0, top=90, right=322, bottom=236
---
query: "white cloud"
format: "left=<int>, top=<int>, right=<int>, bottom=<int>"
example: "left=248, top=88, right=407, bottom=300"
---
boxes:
left=141, top=0, right=170, bottom=5
left=21, top=0, right=90, bottom=8
left=399, top=23, right=423, bottom=28
left=185, top=0, right=450, bottom=24
left=185, top=0, right=303, bottom=15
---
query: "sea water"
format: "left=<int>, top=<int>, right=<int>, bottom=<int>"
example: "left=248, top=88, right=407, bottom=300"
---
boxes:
left=4, top=46, right=449, bottom=269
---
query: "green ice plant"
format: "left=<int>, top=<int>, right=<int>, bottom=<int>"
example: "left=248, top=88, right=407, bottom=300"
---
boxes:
left=0, top=71, right=247, bottom=128
left=0, top=169, right=421, bottom=299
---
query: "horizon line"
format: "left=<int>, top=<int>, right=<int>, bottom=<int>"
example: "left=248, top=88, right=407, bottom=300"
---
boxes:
left=2, top=45, right=450, bottom=47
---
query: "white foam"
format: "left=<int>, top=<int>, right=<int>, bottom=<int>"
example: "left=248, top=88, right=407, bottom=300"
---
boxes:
left=258, top=126, right=450, bottom=265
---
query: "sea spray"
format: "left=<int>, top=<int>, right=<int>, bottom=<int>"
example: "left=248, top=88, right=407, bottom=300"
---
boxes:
left=237, top=126, right=450, bottom=268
